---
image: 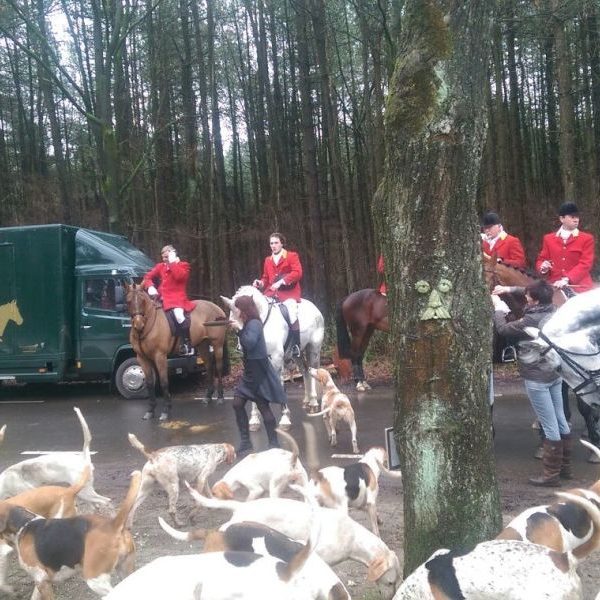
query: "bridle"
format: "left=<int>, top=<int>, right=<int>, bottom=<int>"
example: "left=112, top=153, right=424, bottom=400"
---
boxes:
left=129, top=288, right=158, bottom=341
left=539, top=330, right=600, bottom=400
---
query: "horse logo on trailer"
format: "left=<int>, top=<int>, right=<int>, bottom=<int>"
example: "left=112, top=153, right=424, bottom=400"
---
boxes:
left=0, top=300, right=23, bottom=342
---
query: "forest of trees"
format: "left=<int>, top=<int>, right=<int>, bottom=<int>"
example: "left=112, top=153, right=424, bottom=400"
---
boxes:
left=1, top=0, right=599, bottom=309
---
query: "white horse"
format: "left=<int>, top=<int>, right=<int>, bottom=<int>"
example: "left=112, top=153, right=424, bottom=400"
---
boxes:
left=221, top=285, right=324, bottom=430
left=521, top=288, right=600, bottom=409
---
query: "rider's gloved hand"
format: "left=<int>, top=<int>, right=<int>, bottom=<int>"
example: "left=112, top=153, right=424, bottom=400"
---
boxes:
left=252, top=279, right=263, bottom=289
left=553, top=277, right=570, bottom=289
left=148, top=285, right=159, bottom=297
left=270, top=279, right=284, bottom=291
left=539, top=260, right=552, bottom=274
left=167, top=250, right=179, bottom=263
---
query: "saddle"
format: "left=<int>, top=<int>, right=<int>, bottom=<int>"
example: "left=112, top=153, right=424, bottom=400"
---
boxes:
left=164, top=309, right=191, bottom=337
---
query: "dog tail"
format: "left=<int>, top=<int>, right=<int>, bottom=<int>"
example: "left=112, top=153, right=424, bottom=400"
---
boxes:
left=275, top=428, right=301, bottom=466
left=0, top=424, right=5, bottom=445
left=581, top=439, right=600, bottom=463
left=68, top=465, right=92, bottom=496
left=158, top=516, right=209, bottom=542
left=112, top=471, right=142, bottom=532
left=128, top=433, right=153, bottom=461
left=302, top=422, right=321, bottom=477
left=371, top=447, right=403, bottom=479
left=306, top=406, right=331, bottom=418
left=184, top=480, right=242, bottom=512
left=73, top=407, right=92, bottom=462
left=556, top=490, right=600, bottom=558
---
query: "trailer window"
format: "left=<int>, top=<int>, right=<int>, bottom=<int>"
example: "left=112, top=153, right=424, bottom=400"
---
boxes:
left=84, top=279, right=126, bottom=312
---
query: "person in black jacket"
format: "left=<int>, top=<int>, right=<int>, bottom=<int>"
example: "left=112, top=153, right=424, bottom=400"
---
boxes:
left=492, top=280, right=570, bottom=487
left=231, top=295, right=287, bottom=456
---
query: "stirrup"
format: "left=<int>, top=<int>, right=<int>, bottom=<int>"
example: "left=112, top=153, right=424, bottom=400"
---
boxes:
left=179, top=344, right=195, bottom=356
left=291, top=344, right=301, bottom=358
left=501, top=345, right=516, bottom=363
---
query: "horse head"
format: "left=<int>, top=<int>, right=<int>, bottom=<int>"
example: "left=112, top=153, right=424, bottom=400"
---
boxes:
left=125, top=283, right=153, bottom=333
left=9, top=300, right=23, bottom=325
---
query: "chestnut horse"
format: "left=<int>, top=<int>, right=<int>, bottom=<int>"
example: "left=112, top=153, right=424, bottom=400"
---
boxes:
left=336, top=288, right=388, bottom=391
left=482, top=254, right=568, bottom=316
left=125, top=284, right=229, bottom=416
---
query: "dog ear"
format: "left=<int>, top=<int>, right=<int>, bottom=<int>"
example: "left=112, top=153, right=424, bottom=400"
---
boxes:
left=367, top=554, right=389, bottom=582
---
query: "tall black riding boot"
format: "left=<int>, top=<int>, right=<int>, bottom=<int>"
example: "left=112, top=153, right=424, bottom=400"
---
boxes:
left=233, top=403, right=253, bottom=456
left=178, top=320, right=195, bottom=356
left=264, top=417, right=280, bottom=449
left=290, top=324, right=301, bottom=357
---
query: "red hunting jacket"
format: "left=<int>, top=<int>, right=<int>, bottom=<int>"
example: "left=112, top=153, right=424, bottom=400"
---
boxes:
left=535, top=229, right=596, bottom=291
left=377, top=254, right=387, bottom=295
left=481, top=232, right=527, bottom=269
left=142, top=261, right=196, bottom=311
left=259, top=249, right=302, bottom=302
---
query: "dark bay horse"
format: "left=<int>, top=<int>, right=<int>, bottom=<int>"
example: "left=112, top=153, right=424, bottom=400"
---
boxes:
left=336, top=288, right=388, bottom=391
left=125, top=284, right=229, bottom=417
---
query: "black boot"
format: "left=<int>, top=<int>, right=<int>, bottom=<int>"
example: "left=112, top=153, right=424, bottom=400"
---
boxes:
left=233, top=404, right=253, bottom=456
left=178, top=320, right=195, bottom=356
left=289, top=326, right=301, bottom=358
left=264, top=418, right=280, bottom=449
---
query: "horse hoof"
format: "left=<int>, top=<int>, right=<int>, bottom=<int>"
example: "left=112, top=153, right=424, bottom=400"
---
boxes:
left=306, top=405, right=320, bottom=415
left=159, top=412, right=171, bottom=422
left=142, top=411, right=154, bottom=420
left=278, top=414, right=292, bottom=429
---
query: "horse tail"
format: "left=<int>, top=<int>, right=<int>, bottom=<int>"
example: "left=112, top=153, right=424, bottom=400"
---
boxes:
left=336, top=299, right=352, bottom=359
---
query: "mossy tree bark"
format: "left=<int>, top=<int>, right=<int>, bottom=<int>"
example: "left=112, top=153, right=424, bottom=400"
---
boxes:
left=373, top=1, right=502, bottom=575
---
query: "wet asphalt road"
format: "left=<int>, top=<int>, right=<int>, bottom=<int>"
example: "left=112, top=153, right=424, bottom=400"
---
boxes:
left=1, top=375, right=599, bottom=481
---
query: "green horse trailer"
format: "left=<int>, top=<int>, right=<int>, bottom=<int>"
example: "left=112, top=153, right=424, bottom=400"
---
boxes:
left=0, top=224, right=203, bottom=398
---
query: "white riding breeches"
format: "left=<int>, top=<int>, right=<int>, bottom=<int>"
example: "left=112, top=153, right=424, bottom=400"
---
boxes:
left=282, top=299, right=298, bottom=325
left=173, top=307, right=185, bottom=324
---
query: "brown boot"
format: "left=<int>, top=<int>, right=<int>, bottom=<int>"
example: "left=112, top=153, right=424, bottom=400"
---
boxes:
left=529, top=440, right=562, bottom=487
left=560, top=434, right=573, bottom=479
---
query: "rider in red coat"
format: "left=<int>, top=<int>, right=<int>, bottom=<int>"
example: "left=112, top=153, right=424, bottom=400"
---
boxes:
left=377, top=254, right=387, bottom=295
left=481, top=212, right=527, bottom=269
left=536, top=202, right=595, bottom=293
left=253, top=232, right=303, bottom=356
left=143, top=245, right=196, bottom=358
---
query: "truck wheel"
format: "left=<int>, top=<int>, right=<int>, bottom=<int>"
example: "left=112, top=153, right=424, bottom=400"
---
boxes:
left=115, top=358, right=149, bottom=400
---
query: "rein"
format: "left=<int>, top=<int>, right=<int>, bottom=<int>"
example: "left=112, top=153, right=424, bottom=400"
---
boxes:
left=539, top=331, right=600, bottom=397
left=131, top=293, right=159, bottom=341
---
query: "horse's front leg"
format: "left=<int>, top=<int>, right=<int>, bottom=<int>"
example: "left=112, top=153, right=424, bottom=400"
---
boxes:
left=270, top=351, right=291, bottom=430
left=303, top=346, right=320, bottom=414
left=154, top=353, right=171, bottom=420
left=138, top=355, right=157, bottom=419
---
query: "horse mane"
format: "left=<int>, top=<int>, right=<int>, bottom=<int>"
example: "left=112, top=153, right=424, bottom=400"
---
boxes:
left=493, top=261, right=541, bottom=280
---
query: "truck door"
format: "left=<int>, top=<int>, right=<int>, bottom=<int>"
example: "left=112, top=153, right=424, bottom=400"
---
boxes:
left=77, top=277, right=132, bottom=374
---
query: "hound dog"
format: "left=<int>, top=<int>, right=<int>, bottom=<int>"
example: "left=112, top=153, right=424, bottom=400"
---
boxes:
left=0, top=470, right=141, bottom=599
left=394, top=492, right=600, bottom=599
left=127, top=433, right=235, bottom=525
left=0, top=466, right=91, bottom=594
left=307, top=446, right=401, bottom=537
left=157, top=518, right=350, bottom=599
left=211, top=429, right=309, bottom=501
left=496, top=440, right=600, bottom=556
left=0, top=407, right=111, bottom=508
left=186, top=486, right=401, bottom=599
left=307, top=367, right=359, bottom=454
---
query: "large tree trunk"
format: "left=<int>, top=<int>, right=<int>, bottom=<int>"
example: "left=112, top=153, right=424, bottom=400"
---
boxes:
left=373, top=0, right=501, bottom=574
